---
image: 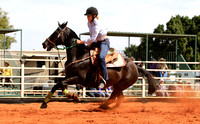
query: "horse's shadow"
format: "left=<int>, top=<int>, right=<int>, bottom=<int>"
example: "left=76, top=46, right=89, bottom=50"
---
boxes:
left=75, top=104, right=117, bottom=113
left=79, top=109, right=104, bottom=112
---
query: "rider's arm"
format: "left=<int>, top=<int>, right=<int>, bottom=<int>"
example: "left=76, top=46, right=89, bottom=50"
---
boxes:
left=84, top=27, right=99, bottom=44
left=76, top=40, right=85, bottom=44
left=78, top=20, right=100, bottom=45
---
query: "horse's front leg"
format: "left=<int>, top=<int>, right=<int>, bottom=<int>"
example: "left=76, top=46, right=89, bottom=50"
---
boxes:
left=62, top=87, right=79, bottom=102
left=40, top=82, right=62, bottom=108
left=40, top=77, right=80, bottom=109
left=61, top=76, right=80, bottom=101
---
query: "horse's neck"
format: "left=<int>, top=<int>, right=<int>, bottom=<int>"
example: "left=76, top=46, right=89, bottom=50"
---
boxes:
left=76, top=45, right=89, bottom=58
left=65, top=28, right=89, bottom=64
left=66, top=48, right=76, bottom=63
left=66, top=45, right=89, bottom=62
left=67, top=27, right=79, bottom=40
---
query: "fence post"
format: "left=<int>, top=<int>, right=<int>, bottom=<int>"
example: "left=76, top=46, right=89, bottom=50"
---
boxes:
left=20, top=59, right=25, bottom=98
left=82, top=87, right=86, bottom=98
left=176, top=63, right=179, bottom=83
left=142, top=64, right=146, bottom=98
left=142, top=78, right=146, bottom=98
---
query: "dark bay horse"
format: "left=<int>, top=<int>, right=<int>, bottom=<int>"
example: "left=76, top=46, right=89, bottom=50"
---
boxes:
left=41, top=22, right=159, bottom=109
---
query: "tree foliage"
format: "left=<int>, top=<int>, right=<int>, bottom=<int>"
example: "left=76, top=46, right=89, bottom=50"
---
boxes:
left=124, top=15, right=200, bottom=69
left=124, top=44, right=138, bottom=58
left=0, top=8, right=16, bottom=49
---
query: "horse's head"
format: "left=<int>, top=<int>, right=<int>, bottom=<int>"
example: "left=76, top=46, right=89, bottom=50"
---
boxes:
left=42, top=21, right=68, bottom=51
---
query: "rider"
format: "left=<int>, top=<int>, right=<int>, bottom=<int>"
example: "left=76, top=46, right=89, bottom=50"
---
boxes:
left=76, top=7, right=110, bottom=88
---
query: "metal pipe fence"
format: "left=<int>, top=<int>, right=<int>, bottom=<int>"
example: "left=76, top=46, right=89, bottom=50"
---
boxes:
left=0, top=58, right=200, bottom=99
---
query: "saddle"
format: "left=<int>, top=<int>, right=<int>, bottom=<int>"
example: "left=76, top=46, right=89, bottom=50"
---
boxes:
left=89, top=47, right=126, bottom=88
left=90, top=47, right=126, bottom=67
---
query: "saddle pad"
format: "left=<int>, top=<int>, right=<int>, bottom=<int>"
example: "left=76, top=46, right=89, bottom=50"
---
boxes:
left=106, top=53, right=126, bottom=67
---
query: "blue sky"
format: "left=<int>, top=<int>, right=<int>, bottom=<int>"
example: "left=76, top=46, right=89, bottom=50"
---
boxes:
left=1, top=0, right=200, bottom=50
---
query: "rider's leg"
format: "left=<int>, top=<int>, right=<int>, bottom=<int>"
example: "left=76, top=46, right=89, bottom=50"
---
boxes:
left=98, top=39, right=110, bottom=87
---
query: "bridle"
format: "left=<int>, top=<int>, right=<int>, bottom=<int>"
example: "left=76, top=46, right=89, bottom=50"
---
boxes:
left=45, top=26, right=78, bottom=68
left=46, top=26, right=66, bottom=49
left=46, top=26, right=77, bottom=50
left=45, top=25, right=97, bottom=71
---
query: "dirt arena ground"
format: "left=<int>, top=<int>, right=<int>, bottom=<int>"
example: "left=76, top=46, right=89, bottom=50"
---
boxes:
left=0, top=99, right=200, bottom=124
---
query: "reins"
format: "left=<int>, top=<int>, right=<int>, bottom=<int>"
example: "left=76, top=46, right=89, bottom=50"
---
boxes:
left=46, top=27, right=66, bottom=49
left=65, top=49, right=99, bottom=70
left=47, top=27, right=77, bottom=50
left=57, top=39, right=77, bottom=68
left=46, top=27, right=78, bottom=68
left=46, top=26, right=94, bottom=71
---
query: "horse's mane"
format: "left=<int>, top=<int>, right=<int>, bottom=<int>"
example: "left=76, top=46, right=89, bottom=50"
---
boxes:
left=66, top=27, right=80, bottom=40
left=65, top=27, right=89, bottom=58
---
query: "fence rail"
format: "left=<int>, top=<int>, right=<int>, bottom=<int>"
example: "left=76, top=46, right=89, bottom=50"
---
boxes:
left=0, top=58, right=200, bottom=99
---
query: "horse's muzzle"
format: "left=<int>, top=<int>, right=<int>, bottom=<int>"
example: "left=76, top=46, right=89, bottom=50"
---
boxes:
left=42, top=40, right=53, bottom=51
left=42, top=40, right=51, bottom=51
left=42, top=42, right=47, bottom=49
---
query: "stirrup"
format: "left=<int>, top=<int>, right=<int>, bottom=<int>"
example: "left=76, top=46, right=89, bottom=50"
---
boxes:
left=99, top=78, right=106, bottom=89
left=99, top=82, right=105, bottom=89
left=101, top=77, right=106, bottom=84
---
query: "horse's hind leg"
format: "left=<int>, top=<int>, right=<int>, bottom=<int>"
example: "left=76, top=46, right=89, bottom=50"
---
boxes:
left=99, top=89, right=124, bottom=109
left=99, top=89, right=119, bottom=109
left=114, top=91, right=124, bottom=108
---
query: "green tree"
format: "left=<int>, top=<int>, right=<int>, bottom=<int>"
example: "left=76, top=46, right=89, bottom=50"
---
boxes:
left=0, top=8, right=16, bottom=49
left=166, top=15, right=184, bottom=34
left=124, top=15, right=200, bottom=69
left=124, top=44, right=138, bottom=57
left=166, top=16, right=189, bottom=60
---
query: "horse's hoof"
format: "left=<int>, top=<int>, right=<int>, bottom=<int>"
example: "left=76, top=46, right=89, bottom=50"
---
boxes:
left=73, top=93, right=80, bottom=102
left=99, top=104, right=109, bottom=110
left=40, top=102, right=47, bottom=109
left=66, top=92, right=73, bottom=99
left=113, top=104, right=120, bottom=109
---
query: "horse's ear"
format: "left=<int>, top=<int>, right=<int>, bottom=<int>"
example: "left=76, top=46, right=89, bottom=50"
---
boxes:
left=65, top=21, right=68, bottom=26
left=58, top=21, right=61, bottom=27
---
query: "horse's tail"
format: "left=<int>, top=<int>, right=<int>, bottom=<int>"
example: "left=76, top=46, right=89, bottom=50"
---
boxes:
left=137, top=66, right=160, bottom=94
